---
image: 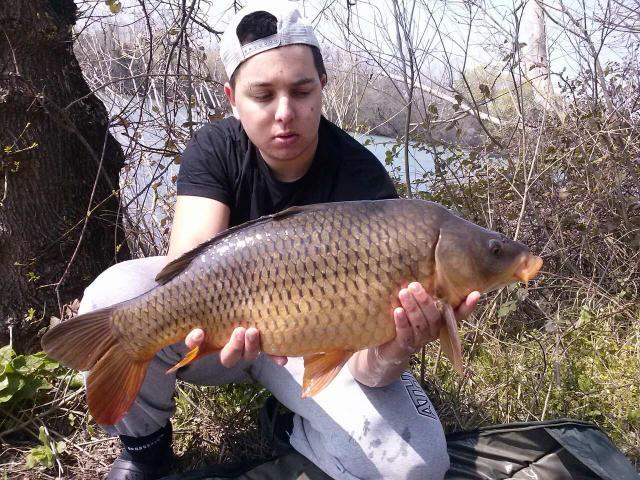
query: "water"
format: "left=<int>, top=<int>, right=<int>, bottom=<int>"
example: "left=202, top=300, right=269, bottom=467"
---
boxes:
left=106, top=96, right=435, bottom=248
left=352, top=132, right=435, bottom=186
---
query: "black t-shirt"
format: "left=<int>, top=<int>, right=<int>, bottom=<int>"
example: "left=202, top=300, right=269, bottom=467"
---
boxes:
left=177, top=116, right=398, bottom=227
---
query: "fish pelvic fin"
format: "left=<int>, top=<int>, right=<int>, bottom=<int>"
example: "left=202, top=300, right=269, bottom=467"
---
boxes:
left=301, top=350, right=353, bottom=398
left=439, top=303, right=465, bottom=375
left=42, top=306, right=150, bottom=426
left=87, top=345, right=150, bottom=425
left=166, top=343, right=219, bottom=374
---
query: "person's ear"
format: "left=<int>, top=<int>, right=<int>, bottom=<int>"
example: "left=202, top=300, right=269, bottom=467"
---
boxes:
left=224, top=82, right=240, bottom=119
left=320, top=74, right=327, bottom=88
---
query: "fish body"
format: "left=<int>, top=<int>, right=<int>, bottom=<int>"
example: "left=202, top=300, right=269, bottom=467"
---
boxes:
left=42, top=199, right=542, bottom=425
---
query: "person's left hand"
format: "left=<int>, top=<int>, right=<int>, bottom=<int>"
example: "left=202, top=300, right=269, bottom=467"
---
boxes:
left=184, top=327, right=288, bottom=368
left=375, top=282, right=480, bottom=364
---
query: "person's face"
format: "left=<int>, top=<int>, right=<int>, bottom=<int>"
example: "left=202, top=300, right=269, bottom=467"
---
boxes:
left=224, top=45, right=326, bottom=179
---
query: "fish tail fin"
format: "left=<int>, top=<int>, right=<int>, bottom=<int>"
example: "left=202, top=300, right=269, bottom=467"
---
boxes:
left=87, top=345, right=150, bottom=425
left=42, top=306, right=119, bottom=371
left=42, top=306, right=150, bottom=425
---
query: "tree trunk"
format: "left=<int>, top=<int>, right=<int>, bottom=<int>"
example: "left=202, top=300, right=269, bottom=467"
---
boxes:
left=520, top=0, right=556, bottom=110
left=0, top=0, right=128, bottom=351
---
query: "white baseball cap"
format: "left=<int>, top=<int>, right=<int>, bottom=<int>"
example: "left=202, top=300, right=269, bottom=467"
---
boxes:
left=219, top=0, right=321, bottom=80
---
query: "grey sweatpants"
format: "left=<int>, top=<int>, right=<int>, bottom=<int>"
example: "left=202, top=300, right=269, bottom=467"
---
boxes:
left=79, top=257, right=449, bottom=480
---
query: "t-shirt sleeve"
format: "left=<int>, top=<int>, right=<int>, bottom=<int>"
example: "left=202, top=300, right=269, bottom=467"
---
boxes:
left=350, top=156, right=399, bottom=200
left=323, top=119, right=399, bottom=202
left=332, top=131, right=399, bottom=201
left=176, top=123, right=233, bottom=205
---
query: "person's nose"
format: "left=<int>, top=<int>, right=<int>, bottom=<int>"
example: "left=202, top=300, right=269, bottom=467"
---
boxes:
left=274, top=95, right=294, bottom=124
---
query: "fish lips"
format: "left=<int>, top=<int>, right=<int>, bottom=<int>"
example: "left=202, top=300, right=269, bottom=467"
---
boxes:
left=514, top=254, right=543, bottom=283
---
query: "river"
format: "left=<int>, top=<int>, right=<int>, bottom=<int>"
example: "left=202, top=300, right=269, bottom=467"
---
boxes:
left=107, top=98, right=435, bottom=248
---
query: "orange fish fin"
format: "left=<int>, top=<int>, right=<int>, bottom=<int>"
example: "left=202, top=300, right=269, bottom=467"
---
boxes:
left=41, top=305, right=118, bottom=371
left=439, top=303, right=464, bottom=375
left=301, top=350, right=353, bottom=398
left=42, top=304, right=150, bottom=425
left=166, top=343, right=218, bottom=373
left=167, top=346, right=199, bottom=373
left=86, top=345, right=150, bottom=425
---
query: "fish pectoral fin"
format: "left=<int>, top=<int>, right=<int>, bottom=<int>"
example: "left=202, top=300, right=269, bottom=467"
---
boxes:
left=166, top=343, right=218, bottom=374
left=302, top=351, right=353, bottom=398
left=440, top=303, right=465, bottom=375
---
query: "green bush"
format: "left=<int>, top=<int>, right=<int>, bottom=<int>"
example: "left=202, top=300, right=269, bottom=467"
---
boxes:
left=0, top=345, right=82, bottom=431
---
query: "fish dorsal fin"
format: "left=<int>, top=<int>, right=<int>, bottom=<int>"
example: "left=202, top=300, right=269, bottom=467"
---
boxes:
left=155, top=204, right=323, bottom=285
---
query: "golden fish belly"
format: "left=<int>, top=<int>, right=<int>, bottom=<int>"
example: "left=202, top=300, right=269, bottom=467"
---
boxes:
left=113, top=200, right=441, bottom=358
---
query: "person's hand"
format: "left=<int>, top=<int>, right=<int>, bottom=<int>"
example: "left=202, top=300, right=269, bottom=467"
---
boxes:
left=185, top=327, right=288, bottom=368
left=375, top=282, right=480, bottom=364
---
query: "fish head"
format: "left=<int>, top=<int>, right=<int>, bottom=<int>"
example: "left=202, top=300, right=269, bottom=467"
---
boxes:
left=433, top=218, right=543, bottom=306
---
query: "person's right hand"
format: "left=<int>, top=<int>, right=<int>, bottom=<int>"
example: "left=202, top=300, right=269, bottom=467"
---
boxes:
left=185, top=327, right=288, bottom=368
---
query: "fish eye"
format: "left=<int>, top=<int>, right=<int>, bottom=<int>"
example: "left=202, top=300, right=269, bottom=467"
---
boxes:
left=489, top=239, right=502, bottom=257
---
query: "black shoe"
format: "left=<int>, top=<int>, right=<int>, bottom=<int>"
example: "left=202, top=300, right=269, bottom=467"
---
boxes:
left=106, top=422, right=173, bottom=480
left=106, top=456, right=170, bottom=480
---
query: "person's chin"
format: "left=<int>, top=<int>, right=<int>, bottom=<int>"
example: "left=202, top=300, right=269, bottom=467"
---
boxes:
left=268, top=142, right=305, bottom=158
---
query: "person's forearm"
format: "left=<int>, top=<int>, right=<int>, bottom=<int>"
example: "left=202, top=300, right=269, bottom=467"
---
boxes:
left=348, top=347, right=411, bottom=388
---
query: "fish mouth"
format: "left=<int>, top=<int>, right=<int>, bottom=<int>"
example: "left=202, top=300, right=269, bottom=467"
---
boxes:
left=514, top=254, right=543, bottom=283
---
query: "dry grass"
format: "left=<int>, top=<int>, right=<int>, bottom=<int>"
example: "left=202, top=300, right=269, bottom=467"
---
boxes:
left=0, top=382, right=272, bottom=479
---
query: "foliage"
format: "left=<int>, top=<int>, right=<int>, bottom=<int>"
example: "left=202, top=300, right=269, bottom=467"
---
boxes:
left=415, top=297, right=639, bottom=458
left=0, top=346, right=81, bottom=429
left=172, top=382, right=271, bottom=470
left=25, top=426, right=66, bottom=469
left=407, top=56, right=639, bottom=464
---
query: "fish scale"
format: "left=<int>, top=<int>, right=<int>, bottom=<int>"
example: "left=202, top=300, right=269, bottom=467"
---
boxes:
left=131, top=203, right=403, bottom=356
left=42, top=198, right=543, bottom=425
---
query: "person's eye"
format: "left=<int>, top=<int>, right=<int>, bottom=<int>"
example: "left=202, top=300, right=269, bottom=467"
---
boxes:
left=252, top=93, right=272, bottom=101
left=293, top=90, right=312, bottom=97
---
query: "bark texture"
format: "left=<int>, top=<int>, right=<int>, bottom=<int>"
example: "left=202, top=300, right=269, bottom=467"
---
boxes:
left=520, top=1, right=555, bottom=106
left=0, top=0, right=128, bottom=351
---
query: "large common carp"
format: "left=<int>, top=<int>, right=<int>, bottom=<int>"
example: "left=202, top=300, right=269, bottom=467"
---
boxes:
left=42, top=199, right=542, bottom=425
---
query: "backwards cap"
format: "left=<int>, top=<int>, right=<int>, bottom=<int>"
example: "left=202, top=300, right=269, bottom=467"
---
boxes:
left=219, top=0, right=320, bottom=79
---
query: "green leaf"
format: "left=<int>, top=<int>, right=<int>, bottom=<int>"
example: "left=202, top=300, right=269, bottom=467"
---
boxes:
left=384, top=150, right=394, bottom=166
left=0, top=345, right=14, bottom=364
left=0, top=374, right=9, bottom=396
left=38, top=425, right=47, bottom=444
left=576, top=306, right=592, bottom=328
left=497, top=300, right=517, bottom=318
left=105, top=0, right=122, bottom=14
left=26, top=427, right=54, bottom=469
left=68, top=372, right=84, bottom=389
left=0, top=346, right=15, bottom=374
left=0, top=374, right=26, bottom=403
left=12, top=354, right=45, bottom=375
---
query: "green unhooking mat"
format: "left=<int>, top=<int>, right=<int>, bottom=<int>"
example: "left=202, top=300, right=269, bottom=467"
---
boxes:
left=444, top=419, right=638, bottom=480
left=161, top=419, right=638, bottom=480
